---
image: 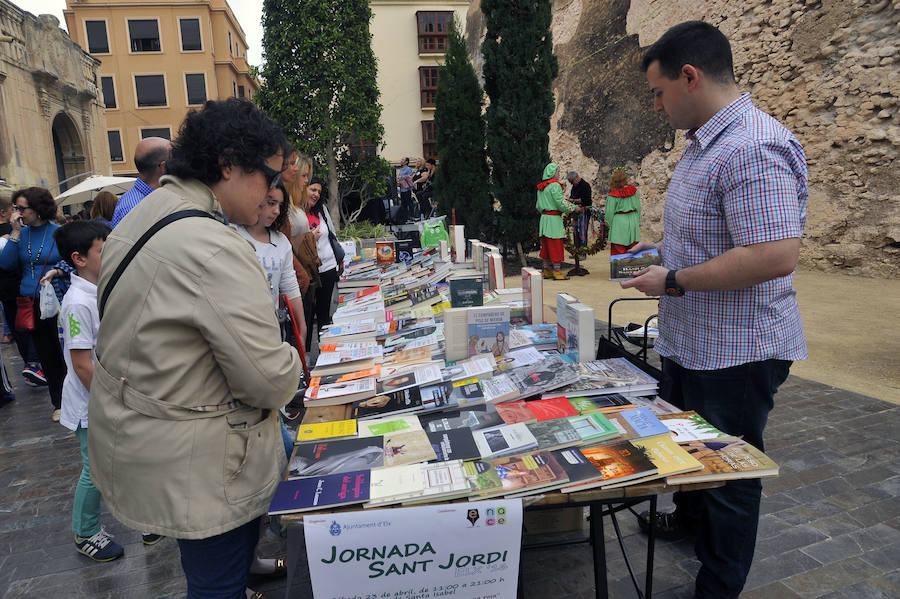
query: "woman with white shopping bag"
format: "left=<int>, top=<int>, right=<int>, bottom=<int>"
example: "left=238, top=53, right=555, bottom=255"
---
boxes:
left=0, top=187, right=70, bottom=421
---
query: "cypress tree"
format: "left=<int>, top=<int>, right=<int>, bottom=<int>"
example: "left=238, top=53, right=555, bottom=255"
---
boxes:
left=433, top=21, right=492, bottom=239
left=482, top=0, right=558, bottom=258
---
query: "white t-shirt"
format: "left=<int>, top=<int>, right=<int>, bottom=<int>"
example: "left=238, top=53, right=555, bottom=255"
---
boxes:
left=59, top=274, right=98, bottom=431
left=234, top=225, right=301, bottom=306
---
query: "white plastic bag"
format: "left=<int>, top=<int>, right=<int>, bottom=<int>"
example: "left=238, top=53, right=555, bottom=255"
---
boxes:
left=39, top=280, right=60, bottom=320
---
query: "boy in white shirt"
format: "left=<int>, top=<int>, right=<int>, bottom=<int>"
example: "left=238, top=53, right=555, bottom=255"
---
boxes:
left=54, top=220, right=125, bottom=562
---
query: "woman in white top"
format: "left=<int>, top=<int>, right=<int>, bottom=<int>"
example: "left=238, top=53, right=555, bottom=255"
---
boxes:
left=233, top=182, right=307, bottom=344
left=304, top=177, right=343, bottom=350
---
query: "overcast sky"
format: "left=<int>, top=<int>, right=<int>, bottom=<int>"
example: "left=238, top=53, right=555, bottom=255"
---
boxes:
left=20, top=0, right=266, bottom=66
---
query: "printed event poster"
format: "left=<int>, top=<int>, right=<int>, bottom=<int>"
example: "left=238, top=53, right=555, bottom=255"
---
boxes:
left=304, top=500, right=523, bottom=599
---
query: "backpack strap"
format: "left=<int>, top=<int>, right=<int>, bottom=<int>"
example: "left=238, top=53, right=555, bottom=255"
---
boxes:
left=99, top=209, right=215, bottom=319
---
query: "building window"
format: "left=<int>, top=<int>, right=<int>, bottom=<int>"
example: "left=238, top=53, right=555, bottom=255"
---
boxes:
left=421, top=120, right=437, bottom=160
left=237, top=85, right=245, bottom=99
left=228, top=31, right=233, bottom=55
left=419, top=67, right=439, bottom=108
left=134, top=75, right=167, bottom=107
left=179, top=18, right=202, bottom=51
left=128, top=19, right=161, bottom=52
left=141, top=127, right=171, bottom=140
left=185, top=73, right=206, bottom=105
left=416, top=11, right=452, bottom=54
left=85, top=20, right=109, bottom=53
left=107, top=130, right=123, bottom=162
left=100, top=76, right=116, bottom=109
left=232, top=81, right=237, bottom=97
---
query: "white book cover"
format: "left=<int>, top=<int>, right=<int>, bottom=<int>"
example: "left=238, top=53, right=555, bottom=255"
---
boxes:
left=501, top=346, right=544, bottom=369
left=304, top=377, right=376, bottom=402
left=314, top=345, right=383, bottom=367
left=450, top=225, right=465, bottom=262
left=487, top=252, right=505, bottom=291
left=470, top=240, right=484, bottom=273
left=441, top=355, right=495, bottom=382
left=481, top=373, right=520, bottom=403
left=473, top=423, right=538, bottom=458
left=522, top=267, right=544, bottom=324
left=332, top=302, right=386, bottom=324
left=555, top=292, right=579, bottom=353
left=377, top=363, right=444, bottom=395
left=319, top=320, right=377, bottom=339
left=318, top=341, right=380, bottom=352
left=442, top=306, right=469, bottom=362
left=366, top=464, right=426, bottom=506
left=564, top=302, right=596, bottom=363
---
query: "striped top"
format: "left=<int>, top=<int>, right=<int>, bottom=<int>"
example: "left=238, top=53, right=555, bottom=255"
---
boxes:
left=656, top=93, right=808, bottom=370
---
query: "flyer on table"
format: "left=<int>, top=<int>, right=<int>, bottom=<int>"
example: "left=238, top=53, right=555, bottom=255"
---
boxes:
left=304, top=500, right=523, bottom=599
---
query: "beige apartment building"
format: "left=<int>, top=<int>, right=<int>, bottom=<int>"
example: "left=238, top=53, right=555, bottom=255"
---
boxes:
left=63, top=0, right=258, bottom=175
left=370, top=1, right=468, bottom=163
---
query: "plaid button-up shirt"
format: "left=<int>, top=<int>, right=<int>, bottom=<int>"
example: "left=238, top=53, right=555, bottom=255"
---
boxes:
left=656, top=94, right=808, bottom=370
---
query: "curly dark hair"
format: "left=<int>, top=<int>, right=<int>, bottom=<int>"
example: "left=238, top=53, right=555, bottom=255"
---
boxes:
left=166, top=99, right=288, bottom=185
left=269, top=182, right=289, bottom=232
left=13, top=187, right=56, bottom=222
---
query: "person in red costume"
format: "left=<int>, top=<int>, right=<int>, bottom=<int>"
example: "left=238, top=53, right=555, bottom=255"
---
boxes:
left=604, top=168, right=641, bottom=255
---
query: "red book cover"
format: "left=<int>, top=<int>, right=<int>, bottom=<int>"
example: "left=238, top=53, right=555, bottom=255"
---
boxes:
left=526, top=396, right=579, bottom=421
left=376, top=241, right=396, bottom=265
left=495, top=400, right=538, bottom=425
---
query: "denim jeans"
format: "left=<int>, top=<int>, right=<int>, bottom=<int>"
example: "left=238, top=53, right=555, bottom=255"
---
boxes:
left=663, top=357, right=791, bottom=599
left=72, top=425, right=101, bottom=538
left=177, top=516, right=261, bottom=599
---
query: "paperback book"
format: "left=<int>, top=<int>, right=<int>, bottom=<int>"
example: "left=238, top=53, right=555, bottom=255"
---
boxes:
left=610, top=248, right=662, bottom=281
left=467, top=305, right=511, bottom=357
left=525, top=419, right=583, bottom=452
left=567, top=394, right=634, bottom=414
left=295, top=419, right=358, bottom=444
left=464, top=459, right=504, bottom=495
left=481, top=373, right=520, bottom=404
left=563, top=302, right=595, bottom=363
left=561, top=441, right=657, bottom=492
left=658, top=411, right=730, bottom=442
left=419, top=404, right=504, bottom=432
left=521, top=267, right=544, bottom=325
left=357, top=414, right=423, bottom=438
left=268, top=470, right=370, bottom=515
left=606, top=407, right=671, bottom=440
left=526, top=396, right=580, bottom=421
left=289, top=437, right=385, bottom=478
left=426, top=428, right=481, bottom=462
left=304, top=377, right=376, bottom=406
left=566, top=412, right=621, bottom=443
left=376, top=363, right=443, bottom=395
left=382, top=429, right=437, bottom=467
left=495, top=400, right=538, bottom=425
left=490, top=451, right=569, bottom=498
left=666, top=436, right=780, bottom=484
left=472, top=422, right=539, bottom=459
left=449, top=275, right=484, bottom=307
left=545, top=359, right=658, bottom=398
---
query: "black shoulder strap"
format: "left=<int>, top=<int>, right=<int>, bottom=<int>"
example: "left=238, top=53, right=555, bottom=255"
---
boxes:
left=99, top=209, right=215, bottom=319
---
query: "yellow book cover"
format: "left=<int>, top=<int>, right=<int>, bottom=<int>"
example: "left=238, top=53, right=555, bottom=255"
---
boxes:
left=295, top=419, right=357, bottom=444
left=630, top=433, right=704, bottom=477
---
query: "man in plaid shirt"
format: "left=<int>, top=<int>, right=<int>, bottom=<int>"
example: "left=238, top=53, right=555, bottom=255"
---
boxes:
left=623, top=22, right=808, bottom=599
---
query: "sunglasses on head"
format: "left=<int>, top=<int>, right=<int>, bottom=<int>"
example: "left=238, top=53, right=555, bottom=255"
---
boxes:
left=260, top=164, right=283, bottom=190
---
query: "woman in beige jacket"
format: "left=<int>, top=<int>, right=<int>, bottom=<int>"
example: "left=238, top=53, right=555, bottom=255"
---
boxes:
left=88, top=99, right=301, bottom=598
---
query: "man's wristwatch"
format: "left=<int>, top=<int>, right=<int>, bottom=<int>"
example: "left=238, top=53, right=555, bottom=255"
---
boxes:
left=665, top=269, right=685, bottom=297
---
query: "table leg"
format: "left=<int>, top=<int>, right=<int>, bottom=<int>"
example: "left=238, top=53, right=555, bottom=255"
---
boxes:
left=285, top=524, right=302, bottom=599
left=590, top=503, right=608, bottom=599
left=645, top=495, right=657, bottom=598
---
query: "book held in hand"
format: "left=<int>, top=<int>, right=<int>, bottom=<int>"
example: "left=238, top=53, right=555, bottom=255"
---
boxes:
left=610, top=248, right=662, bottom=281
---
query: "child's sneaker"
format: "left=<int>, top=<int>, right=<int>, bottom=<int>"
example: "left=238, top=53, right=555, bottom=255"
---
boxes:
left=75, top=529, right=124, bottom=562
left=22, top=365, right=47, bottom=386
left=141, top=533, right=164, bottom=545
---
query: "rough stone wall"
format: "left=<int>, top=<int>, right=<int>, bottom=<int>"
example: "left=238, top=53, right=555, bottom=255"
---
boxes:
left=467, top=0, right=900, bottom=277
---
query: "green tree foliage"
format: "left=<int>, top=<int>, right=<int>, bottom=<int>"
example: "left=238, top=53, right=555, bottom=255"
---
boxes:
left=482, top=0, right=558, bottom=255
left=433, top=21, right=491, bottom=239
left=256, top=0, right=388, bottom=228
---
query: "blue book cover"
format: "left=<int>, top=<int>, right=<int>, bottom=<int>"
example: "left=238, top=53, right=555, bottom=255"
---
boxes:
left=618, top=407, right=670, bottom=438
left=268, top=470, right=371, bottom=514
left=467, top=306, right=511, bottom=356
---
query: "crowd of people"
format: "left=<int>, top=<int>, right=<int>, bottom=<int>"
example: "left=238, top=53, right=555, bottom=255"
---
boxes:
left=0, top=19, right=809, bottom=599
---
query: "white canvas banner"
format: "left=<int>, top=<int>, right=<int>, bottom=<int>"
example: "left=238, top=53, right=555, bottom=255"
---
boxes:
left=304, top=500, right=523, bottom=599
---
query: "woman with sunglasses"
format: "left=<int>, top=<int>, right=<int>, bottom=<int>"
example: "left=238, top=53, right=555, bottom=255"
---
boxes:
left=0, top=187, right=71, bottom=421
left=88, top=99, right=302, bottom=598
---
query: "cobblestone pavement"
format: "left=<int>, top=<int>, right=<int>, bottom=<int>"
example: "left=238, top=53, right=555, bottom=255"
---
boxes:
left=1, top=343, right=897, bottom=598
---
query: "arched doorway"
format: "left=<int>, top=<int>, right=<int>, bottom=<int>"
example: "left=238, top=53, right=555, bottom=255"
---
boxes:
left=51, top=112, right=86, bottom=193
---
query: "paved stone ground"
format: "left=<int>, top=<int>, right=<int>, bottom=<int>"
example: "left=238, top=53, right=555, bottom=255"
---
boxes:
left=1, top=342, right=898, bottom=599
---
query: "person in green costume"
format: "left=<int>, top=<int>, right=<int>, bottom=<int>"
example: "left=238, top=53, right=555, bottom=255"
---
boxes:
left=535, top=162, right=578, bottom=280
left=604, top=167, right=641, bottom=254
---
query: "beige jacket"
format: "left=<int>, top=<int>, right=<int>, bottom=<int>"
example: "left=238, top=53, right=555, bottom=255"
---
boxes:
left=88, top=175, right=302, bottom=539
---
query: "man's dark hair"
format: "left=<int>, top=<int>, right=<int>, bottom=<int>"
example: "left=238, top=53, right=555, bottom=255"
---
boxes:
left=14, top=187, right=56, bottom=222
left=134, top=145, right=170, bottom=177
left=54, top=220, right=110, bottom=268
left=269, top=181, right=289, bottom=232
left=166, top=98, right=288, bottom=185
left=641, top=21, right=735, bottom=84
left=426, top=158, right=436, bottom=166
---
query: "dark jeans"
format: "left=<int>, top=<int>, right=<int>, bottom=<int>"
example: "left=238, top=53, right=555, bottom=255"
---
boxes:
left=31, top=297, right=65, bottom=408
left=304, top=268, right=339, bottom=351
left=2, top=297, right=40, bottom=364
left=177, top=516, right=260, bottom=599
left=664, top=357, right=791, bottom=599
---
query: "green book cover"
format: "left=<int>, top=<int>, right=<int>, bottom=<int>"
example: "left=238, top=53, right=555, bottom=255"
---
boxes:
left=449, top=276, right=484, bottom=307
left=566, top=412, right=620, bottom=442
